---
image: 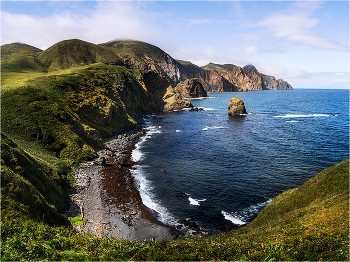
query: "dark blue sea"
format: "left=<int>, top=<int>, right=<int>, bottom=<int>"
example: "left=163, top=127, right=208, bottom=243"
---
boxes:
left=131, top=89, right=349, bottom=234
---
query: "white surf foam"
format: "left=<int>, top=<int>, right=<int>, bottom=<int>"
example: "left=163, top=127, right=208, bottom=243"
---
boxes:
left=176, top=130, right=182, bottom=133
left=183, top=97, right=208, bottom=100
left=188, top=196, right=207, bottom=206
left=222, top=199, right=272, bottom=225
left=203, top=108, right=218, bottom=111
left=130, top=125, right=178, bottom=225
left=131, top=167, right=176, bottom=225
left=131, top=126, right=162, bottom=162
left=202, top=126, right=225, bottom=131
left=221, top=211, right=246, bottom=225
left=274, top=114, right=330, bottom=118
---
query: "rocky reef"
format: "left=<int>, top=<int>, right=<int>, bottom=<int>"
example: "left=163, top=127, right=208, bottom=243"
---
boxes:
left=228, top=97, right=247, bottom=116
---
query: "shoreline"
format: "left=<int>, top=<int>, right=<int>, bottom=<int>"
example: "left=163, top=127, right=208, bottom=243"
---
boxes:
left=66, top=129, right=179, bottom=241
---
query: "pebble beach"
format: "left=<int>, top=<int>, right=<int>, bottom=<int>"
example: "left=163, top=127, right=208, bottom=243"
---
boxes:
left=66, top=129, right=177, bottom=241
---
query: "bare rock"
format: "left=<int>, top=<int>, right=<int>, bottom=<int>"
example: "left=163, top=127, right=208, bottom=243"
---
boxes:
left=228, top=97, right=247, bottom=116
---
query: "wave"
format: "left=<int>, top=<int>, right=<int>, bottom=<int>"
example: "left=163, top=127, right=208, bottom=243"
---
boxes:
left=131, top=126, right=162, bottom=162
left=221, top=211, right=246, bottom=225
left=131, top=166, right=176, bottom=225
left=183, top=97, right=209, bottom=100
left=187, top=194, right=207, bottom=206
left=274, top=114, right=330, bottom=118
left=202, top=126, right=225, bottom=131
left=202, top=107, right=218, bottom=111
left=222, top=199, right=272, bottom=225
left=130, top=125, right=179, bottom=226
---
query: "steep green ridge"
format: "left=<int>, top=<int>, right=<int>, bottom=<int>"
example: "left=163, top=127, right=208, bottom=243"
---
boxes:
left=36, top=39, right=124, bottom=72
left=1, top=43, right=44, bottom=82
left=2, top=160, right=348, bottom=260
left=202, top=62, right=241, bottom=72
left=1, top=133, right=69, bottom=226
left=101, top=40, right=166, bottom=64
left=2, top=63, right=152, bottom=167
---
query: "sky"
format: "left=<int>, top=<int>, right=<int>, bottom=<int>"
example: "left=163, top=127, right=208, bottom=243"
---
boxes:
left=1, top=0, right=349, bottom=89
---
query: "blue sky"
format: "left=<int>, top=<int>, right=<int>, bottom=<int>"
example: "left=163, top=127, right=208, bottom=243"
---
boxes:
left=1, top=1, right=349, bottom=89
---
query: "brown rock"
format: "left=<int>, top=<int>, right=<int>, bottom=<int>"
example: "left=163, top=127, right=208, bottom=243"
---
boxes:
left=174, top=78, right=208, bottom=98
left=228, top=97, right=247, bottom=116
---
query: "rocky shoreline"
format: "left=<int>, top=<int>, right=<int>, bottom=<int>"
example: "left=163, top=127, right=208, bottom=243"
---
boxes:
left=66, top=129, right=178, bottom=241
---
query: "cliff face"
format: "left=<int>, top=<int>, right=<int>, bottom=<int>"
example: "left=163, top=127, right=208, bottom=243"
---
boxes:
left=100, top=40, right=192, bottom=87
left=174, top=78, right=208, bottom=98
left=178, top=61, right=293, bottom=92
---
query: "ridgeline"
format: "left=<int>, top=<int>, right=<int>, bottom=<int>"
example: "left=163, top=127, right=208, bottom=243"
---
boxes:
left=1, top=39, right=348, bottom=261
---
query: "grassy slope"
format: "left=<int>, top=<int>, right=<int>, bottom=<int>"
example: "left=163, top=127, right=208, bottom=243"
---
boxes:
left=100, top=40, right=165, bottom=64
left=36, top=39, right=124, bottom=72
left=2, top=62, right=151, bottom=166
left=2, top=43, right=154, bottom=234
left=1, top=160, right=348, bottom=261
left=201, top=62, right=241, bottom=72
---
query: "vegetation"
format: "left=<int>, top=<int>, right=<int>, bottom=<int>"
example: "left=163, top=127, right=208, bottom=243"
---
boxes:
left=36, top=39, right=123, bottom=72
left=1, top=39, right=348, bottom=261
left=202, top=62, right=241, bottom=72
left=2, top=160, right=348, bottom=260
left=101, top=40, right=166, bottom=65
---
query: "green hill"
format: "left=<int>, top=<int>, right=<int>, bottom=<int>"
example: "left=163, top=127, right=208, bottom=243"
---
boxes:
left=36, top=39, right=123, bottom=72
left=101, top=39, right=166, bottom=64
left=1, top=43, right=44, bottom=81
left=202, top=62, right=241, bottom=72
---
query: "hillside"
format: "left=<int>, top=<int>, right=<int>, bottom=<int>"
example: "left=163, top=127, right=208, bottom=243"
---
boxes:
left=101, top=40, right=193, bottom=86
left=36, top=39, right=124, bottom=72
left=2, top=157, right=348, bottom=260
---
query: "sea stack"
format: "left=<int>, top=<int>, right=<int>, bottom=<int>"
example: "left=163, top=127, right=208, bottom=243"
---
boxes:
left=228, top=97, right=247, bottom=116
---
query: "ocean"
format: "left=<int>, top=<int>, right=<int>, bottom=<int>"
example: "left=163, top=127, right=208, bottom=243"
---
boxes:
left=131, top=89, right=349, bottom=234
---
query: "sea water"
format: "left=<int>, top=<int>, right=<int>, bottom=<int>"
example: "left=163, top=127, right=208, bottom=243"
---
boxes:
left=131, top=89, right=349, bottom=234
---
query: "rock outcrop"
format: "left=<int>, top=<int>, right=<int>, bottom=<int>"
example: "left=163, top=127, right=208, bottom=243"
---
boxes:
left=162, top=86, right=193, bottom=112
left=174, top=78, right=208, bottom=98
left=228, top=97, right=247, bottom=116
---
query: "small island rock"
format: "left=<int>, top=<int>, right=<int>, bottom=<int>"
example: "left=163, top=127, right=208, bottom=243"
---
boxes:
left=228, top=97, right=247, bottom=116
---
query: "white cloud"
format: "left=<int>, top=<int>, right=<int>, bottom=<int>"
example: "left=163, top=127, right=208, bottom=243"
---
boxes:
left=257, top=2, right=348, bottom=52
left=1, top=2, right=161, bottom=49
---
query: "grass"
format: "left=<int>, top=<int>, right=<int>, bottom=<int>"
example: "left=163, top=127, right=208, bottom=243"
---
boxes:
left=202, top=62, right=241, bottom=72
left=2, top=63, right=153, bottom=167
left=1, top=160, right=348, bottom=261
left=36, top=39, right=123, bottom=72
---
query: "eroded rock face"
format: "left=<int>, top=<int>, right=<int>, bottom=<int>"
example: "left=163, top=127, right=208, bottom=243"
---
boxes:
left=228, top=97, right=247, bottom=116
left=174, top=78, right=208, bottom=98
left=163, top=86, right=193, bottom=112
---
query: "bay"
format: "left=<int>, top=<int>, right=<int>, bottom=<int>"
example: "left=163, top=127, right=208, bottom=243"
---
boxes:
left=131, top=89, right=349, bottom=234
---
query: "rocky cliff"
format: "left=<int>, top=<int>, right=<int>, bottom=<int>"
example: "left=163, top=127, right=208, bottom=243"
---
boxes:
left=174, top=78, right=208, bottom=98
left=100, top=40, right=193, bottom=87
left=178, top=61, right=293, bottom=92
